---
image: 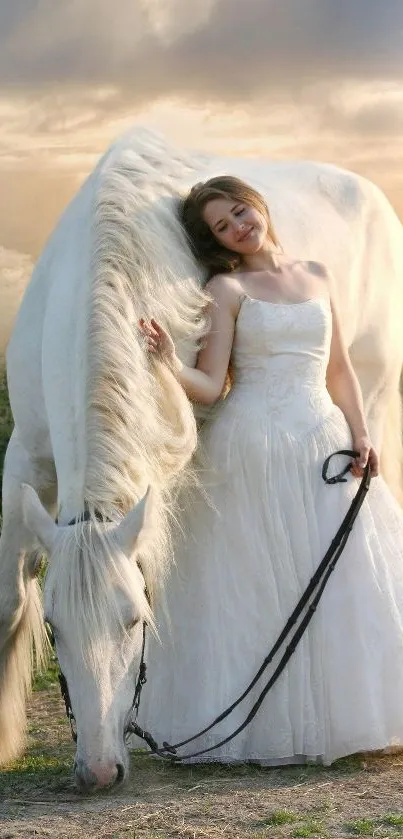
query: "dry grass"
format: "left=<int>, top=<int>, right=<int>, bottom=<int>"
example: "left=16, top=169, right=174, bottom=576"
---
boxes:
left=1, top=687, right=403, bottom=838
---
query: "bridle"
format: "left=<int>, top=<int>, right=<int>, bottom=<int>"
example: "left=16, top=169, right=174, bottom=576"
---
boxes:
left=47, top=618, right=148, bottom=746
left=47, top=508, right=149, bottom=746
left=51, top=451, right=371, bottom=761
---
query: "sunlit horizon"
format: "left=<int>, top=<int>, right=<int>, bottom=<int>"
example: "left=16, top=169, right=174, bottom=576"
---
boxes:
left=1, top=0, right=402, bottom=353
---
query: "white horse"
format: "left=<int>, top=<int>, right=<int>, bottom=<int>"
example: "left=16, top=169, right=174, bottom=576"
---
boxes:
left=1, top=127, right=403, bottom=790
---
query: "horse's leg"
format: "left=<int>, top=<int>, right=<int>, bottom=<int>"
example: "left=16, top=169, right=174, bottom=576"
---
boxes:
left=0, top=429, right=56, bottom=766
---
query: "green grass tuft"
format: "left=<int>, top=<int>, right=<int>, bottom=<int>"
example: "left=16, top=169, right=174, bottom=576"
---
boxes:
left=262, top=809, right=299, bottom=826
left=332, top=754, right=366, bottom=773
left=7, top=753, right=71, bottom=776
left=33, top=654, right=60, bottom=691
left=0, top=748, right=73, bottom=798
left=292, top=824, right=326, bottom=838
left=345, top=818, right=376, bottom=835
left=383, top=813, right=403, bottom=826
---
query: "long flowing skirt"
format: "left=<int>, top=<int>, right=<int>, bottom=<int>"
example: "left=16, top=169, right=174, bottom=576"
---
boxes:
left=138, top=403, right=403, bottom=765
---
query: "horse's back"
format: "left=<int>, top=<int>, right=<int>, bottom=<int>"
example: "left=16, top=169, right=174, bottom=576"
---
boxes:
left=6, top=174, right=96, bottom=458
left=6, top=129, right=403, bottom=488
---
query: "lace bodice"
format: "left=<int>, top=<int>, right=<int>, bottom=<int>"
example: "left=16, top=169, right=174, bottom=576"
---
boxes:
left=228, top=294, right=335, bottom=437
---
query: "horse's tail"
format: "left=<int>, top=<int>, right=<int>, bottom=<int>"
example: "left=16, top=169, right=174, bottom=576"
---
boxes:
left=0, top=573, right=47, bottom=766
left=380, top=378, right=403, bottom=506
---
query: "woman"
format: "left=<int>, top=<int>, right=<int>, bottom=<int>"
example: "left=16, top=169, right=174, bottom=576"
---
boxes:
left=138, top=176, right=403, bottom=765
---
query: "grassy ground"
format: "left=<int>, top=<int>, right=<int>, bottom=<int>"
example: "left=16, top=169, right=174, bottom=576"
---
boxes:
left=0, top=683, right=403, bottom=839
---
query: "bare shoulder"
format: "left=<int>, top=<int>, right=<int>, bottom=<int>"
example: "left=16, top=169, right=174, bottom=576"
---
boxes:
left=205, top=273, right=244, bottom=315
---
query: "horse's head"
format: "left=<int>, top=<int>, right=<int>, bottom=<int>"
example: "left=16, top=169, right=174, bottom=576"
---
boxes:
left=22, top=483, right=156, bottom=791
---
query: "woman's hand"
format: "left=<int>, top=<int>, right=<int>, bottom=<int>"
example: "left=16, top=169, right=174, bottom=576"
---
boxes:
left=351, top=435, right=379, bottom=478
left=139, top=318, right=177, bottom=367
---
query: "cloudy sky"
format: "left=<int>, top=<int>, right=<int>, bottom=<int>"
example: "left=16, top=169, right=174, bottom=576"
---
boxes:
left=0, top=0, right=402, bottom=266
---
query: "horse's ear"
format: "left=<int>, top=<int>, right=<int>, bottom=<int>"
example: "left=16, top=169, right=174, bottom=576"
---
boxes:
left=114, top=487, right=153, bottom=558
left=21, top=484, right=58, bottom=556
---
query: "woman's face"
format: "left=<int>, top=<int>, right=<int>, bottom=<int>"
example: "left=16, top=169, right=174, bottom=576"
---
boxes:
left=202, top=196, right=269, bottom=255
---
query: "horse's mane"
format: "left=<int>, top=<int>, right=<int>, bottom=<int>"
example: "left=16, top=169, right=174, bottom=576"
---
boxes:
left=82, top=129, right=211, bottom=600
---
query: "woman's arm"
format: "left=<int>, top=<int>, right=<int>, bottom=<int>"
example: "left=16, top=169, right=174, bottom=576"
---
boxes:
left=326, top=285, right=379, bottom=477
left=140, top=277, right=239, bottom=406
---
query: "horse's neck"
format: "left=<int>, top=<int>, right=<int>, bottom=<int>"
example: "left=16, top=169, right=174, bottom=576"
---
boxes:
left=41, top=186, right=96, bottom=521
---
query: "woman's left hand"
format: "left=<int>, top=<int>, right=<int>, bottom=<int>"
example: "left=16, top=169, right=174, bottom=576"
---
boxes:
left=351, top=435, right=379, bottom=478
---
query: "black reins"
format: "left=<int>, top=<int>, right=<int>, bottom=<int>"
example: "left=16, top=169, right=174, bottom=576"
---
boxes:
left=53, top=450, right=371, bottom=761
left=127, top=449, right=371, bottom=761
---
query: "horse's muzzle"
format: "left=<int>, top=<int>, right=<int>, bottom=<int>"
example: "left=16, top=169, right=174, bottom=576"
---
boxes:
left=74, top=758, right=126, bottom=791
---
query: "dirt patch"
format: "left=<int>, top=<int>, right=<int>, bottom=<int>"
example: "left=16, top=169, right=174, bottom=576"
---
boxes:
left=1, top=687, right=403, bottom=838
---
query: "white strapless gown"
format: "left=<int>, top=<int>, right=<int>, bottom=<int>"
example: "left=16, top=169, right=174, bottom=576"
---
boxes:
left=138, top=294, right=403, bottom=765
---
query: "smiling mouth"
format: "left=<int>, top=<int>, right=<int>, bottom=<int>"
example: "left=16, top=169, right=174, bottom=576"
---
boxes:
left=238, top=227, right=254, bottom=242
